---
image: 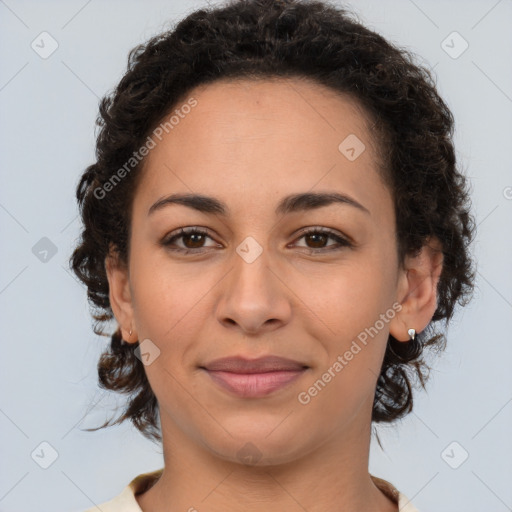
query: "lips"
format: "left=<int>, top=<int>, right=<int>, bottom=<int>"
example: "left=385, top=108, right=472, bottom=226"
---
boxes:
left=201, top=356, right=309, bottom=398
left=202, top=355, right=308, bottom=373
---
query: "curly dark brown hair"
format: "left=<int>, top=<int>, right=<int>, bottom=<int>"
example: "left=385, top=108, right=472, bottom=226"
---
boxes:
left=70, top=0, right=476, bottom=443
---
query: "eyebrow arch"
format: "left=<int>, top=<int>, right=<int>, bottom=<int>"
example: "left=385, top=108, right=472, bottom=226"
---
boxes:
left=147, top=191, right=370, bottom=217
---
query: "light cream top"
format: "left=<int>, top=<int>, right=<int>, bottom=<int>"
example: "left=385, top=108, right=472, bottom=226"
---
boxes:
left=82, top=468, right=420, bottom=511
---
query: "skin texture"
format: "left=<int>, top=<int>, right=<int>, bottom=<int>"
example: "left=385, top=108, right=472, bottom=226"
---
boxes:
left=106, top=77, right=443, bottom=512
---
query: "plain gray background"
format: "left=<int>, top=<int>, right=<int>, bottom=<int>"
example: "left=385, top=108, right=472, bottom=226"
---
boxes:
left=1, top=0, right=511, bottom=511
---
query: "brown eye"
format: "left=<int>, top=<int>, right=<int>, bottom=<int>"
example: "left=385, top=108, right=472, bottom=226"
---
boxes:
left=292, top=228, right=353, bottom=253
left=181, top=232, right=207, bottom=249
left=161, top=227, right=219, bottom=253
left=304, top=232, right=329, bottom=249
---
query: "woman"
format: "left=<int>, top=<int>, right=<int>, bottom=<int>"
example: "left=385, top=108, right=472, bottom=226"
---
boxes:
left=71, top=0, right=475, bottom=510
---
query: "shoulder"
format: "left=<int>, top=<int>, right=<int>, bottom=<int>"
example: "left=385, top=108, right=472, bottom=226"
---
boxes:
left=80, top=485, right=140, bottom=512
left=398, top=491, right=421, bottom=512
left=371, top=474, right=421, bottom=512
left=80, top=468, right=164, bottom=512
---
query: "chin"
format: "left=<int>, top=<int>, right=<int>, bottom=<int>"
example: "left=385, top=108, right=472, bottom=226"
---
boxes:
left=204, top=427, right=313, bottom=467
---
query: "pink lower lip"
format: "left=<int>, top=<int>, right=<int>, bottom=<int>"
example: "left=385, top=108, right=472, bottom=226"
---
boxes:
left=204, top=369, right=306, bottom=398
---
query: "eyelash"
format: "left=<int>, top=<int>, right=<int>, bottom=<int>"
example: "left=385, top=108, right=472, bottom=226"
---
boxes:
left=161, top=226, right=353, bottom=255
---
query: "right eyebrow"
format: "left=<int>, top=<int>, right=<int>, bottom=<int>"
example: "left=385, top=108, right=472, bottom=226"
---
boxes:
left=147, top=191, right=371, bottom=217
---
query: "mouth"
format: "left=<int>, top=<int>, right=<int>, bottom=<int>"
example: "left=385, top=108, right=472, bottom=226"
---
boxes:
left=200, top=355, right=309, bottom=398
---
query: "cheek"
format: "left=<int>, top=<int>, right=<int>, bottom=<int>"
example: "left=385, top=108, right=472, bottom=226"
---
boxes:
left=129, top=244, right=212, bottom=340
left=298, top=250, right=397, bottom=389
left=295, top=278, right=393, bottom=428
left=297, top=255, right=393, bottom=338
left=127, top=248, right=224, bottom=398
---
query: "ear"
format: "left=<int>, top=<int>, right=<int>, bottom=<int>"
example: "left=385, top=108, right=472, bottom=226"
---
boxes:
left=105, top=244, right=137, bottom=343
left=389, top=236, right=444, bottom=342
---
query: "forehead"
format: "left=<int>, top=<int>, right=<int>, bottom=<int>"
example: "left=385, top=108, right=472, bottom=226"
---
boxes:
left=133, top=77, right=388, bottom=219
left=160, top=76, right=378, bottom=158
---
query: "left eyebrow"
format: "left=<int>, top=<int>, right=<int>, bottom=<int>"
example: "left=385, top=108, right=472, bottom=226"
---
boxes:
left=147, top=191, right=370, bottom=217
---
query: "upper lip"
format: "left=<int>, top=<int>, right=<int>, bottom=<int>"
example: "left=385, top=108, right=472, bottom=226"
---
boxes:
left=202, top=356, right=308, bottom=373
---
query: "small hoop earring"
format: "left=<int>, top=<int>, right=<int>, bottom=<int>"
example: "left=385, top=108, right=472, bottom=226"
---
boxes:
left=407, top=328, right=416, bottom=341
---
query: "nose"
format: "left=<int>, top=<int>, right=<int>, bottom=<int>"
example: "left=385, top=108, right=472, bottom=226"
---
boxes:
left=215, top=244, right=292, bottom=335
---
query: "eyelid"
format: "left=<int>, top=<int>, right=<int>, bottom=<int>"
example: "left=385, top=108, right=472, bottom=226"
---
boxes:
left=289, top=226, right=354, bottom=250
left=161, top=225, right=354, bottom=253
left=162, top=226, right=219, bottom=248
left=292, top=226, right=352, bottom=242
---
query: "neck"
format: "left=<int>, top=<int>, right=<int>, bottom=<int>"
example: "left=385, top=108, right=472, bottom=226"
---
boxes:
left=136, top=398, right=397, bottom=512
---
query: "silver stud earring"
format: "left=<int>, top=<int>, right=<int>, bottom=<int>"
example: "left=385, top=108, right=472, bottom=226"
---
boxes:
left=407, top=328, right=416, bottom=341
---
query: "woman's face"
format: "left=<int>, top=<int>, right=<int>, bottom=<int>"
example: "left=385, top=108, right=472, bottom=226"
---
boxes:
left=109, top=77, right=411, bottom=464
